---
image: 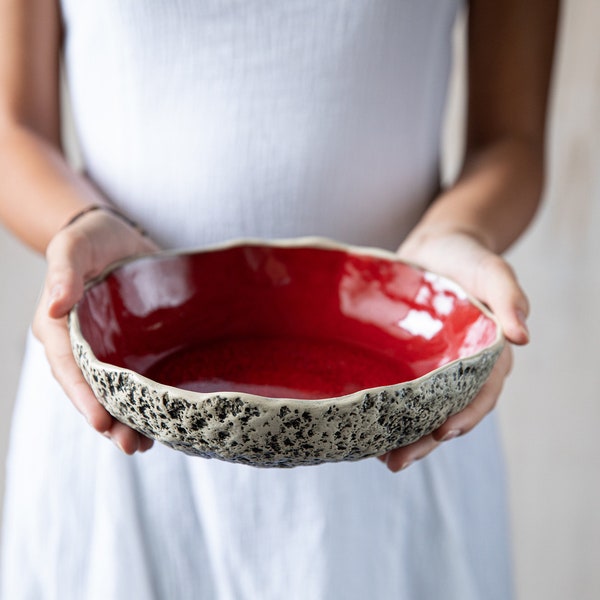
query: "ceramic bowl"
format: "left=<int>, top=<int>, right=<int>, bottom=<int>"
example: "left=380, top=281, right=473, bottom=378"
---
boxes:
left=69, top=237, right=504, bottom=467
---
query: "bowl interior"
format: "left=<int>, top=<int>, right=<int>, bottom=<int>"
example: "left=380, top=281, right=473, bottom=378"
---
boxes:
left=75, top=243, right=499, bottom=399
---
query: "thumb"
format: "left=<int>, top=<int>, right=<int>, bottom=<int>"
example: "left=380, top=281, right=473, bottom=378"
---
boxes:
left=46, top=267, right=85, bottom=319
left=45, top=234, right=89, bottom=319
left=475, top=254, right=530, bottom=345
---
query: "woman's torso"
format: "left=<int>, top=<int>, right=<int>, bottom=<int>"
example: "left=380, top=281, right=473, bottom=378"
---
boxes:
left=61, top=0, right=460, bottom=249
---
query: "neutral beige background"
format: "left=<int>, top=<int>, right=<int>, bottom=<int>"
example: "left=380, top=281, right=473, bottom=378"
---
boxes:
left=1, top=1, right=599, bottom=598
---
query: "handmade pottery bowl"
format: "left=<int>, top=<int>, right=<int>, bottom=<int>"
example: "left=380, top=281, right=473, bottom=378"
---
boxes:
left=69, top=237, right=504, bottom=467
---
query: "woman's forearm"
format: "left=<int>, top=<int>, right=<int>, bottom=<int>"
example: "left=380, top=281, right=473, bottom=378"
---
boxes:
left=0, top=122, right=107, bottom=254
left=402, top=0, right=558, bottom=258
left=403, top=136, right=545, bottom=255
left=0, top=0, right=104, bottom=254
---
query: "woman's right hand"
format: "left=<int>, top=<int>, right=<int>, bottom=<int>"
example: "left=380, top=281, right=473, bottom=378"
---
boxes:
left=32, top=207, right=160, bottom=454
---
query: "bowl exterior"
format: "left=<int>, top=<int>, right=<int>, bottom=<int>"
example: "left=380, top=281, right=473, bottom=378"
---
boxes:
left=70, top=327, right=502, bottom=467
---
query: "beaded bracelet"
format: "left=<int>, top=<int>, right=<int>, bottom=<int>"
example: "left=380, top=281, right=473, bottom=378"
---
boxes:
left=63, top=205, right=148, bottom=237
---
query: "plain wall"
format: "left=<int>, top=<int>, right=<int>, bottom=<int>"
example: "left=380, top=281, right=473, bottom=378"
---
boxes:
left=499, top=2, right=600, bottom=598
left=1, top=1, right=599, bottom=598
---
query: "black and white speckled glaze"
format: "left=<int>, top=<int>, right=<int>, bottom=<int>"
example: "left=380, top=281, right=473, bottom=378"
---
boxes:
left=69, top=238, right=504, bottom=468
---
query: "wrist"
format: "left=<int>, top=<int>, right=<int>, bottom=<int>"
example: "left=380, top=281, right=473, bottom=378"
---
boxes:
left=400, top=223, right=495, bottom=258
left=62, top=204, right=147, bottom=237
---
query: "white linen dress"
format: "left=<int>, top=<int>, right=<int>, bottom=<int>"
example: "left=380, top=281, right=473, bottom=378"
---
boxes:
left=1, top=1, right=513, bottom=598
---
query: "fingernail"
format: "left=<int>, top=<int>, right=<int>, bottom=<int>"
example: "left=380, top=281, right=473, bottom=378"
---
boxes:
left=378, top=452, right=390, bottom=463
left=399, top=460, right=414, bottom=471
left=516, top=309, right=529, bottom=339
left=115, top=440, right=127, bottom=454
left=47, top=285, right=63, bottom=308
left=441, top=429, right=461, bottom=442
left=139, top=440, right=153, bottom=453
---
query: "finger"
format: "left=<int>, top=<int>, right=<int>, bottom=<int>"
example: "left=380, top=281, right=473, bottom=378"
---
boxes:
left=138, top=436, right=155, bottom=453
left=432, top=345, right=513, bottom=441
left=46, top=268, right=85, bottom=319
left=108, top=420, right=155, bottom=455
left=107, top=424, right=154, bottom=454
left=475, top=255, right=530, bottom=345
left=44, top=234, right=91, bottom=319
left=379, top=346, right=513, bottom=468
left=37, top=311, right=114, bottom=433
left=384, top=434, right=440, bottom=473
left=108, top=421, right=140, bottom=454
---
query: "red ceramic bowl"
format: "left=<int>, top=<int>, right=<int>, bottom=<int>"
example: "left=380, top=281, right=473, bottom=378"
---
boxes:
left=69, top=238, right=504, bottom=467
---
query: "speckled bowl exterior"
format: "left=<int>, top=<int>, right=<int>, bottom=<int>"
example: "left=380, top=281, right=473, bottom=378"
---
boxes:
left=69, top=238, right=504, bottom=468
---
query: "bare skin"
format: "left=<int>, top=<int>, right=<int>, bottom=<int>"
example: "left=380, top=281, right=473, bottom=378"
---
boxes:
left=0, top=0, right=559, bottom=460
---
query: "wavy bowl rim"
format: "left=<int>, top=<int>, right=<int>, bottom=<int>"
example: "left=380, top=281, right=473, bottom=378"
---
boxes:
left=68, top=236, right=505, bottom=408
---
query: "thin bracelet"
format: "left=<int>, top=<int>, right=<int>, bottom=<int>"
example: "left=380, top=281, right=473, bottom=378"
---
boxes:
left=62, top=205, right=148, bottom=237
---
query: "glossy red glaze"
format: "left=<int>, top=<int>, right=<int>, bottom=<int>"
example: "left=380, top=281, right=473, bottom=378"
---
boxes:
left=76, top=244, right=499, bottom=399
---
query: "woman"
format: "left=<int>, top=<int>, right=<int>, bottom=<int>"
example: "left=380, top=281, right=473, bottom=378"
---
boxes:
left=0, top=1, right=557, bottom=598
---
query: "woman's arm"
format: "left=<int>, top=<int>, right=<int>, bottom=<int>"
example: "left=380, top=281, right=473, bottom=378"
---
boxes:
left=407, top=0, right=559, bottom=256
left=0, top=0, right=156, bottom=453
left=381, top=0, right=560, bottom=471
left=0, top=0, right=107, bottom=251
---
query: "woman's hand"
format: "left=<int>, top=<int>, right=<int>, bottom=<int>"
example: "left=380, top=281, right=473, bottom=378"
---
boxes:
left=378, top=229, right=530, bottom=472
left=32, top=208, right=159, bottom=454
left=375, top=0, right=560, bottom=473
left=374, top=0, right=559, bottom=473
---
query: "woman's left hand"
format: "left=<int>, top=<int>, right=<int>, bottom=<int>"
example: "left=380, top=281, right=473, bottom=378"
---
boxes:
left=378, top=229, right=530, bottom=472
